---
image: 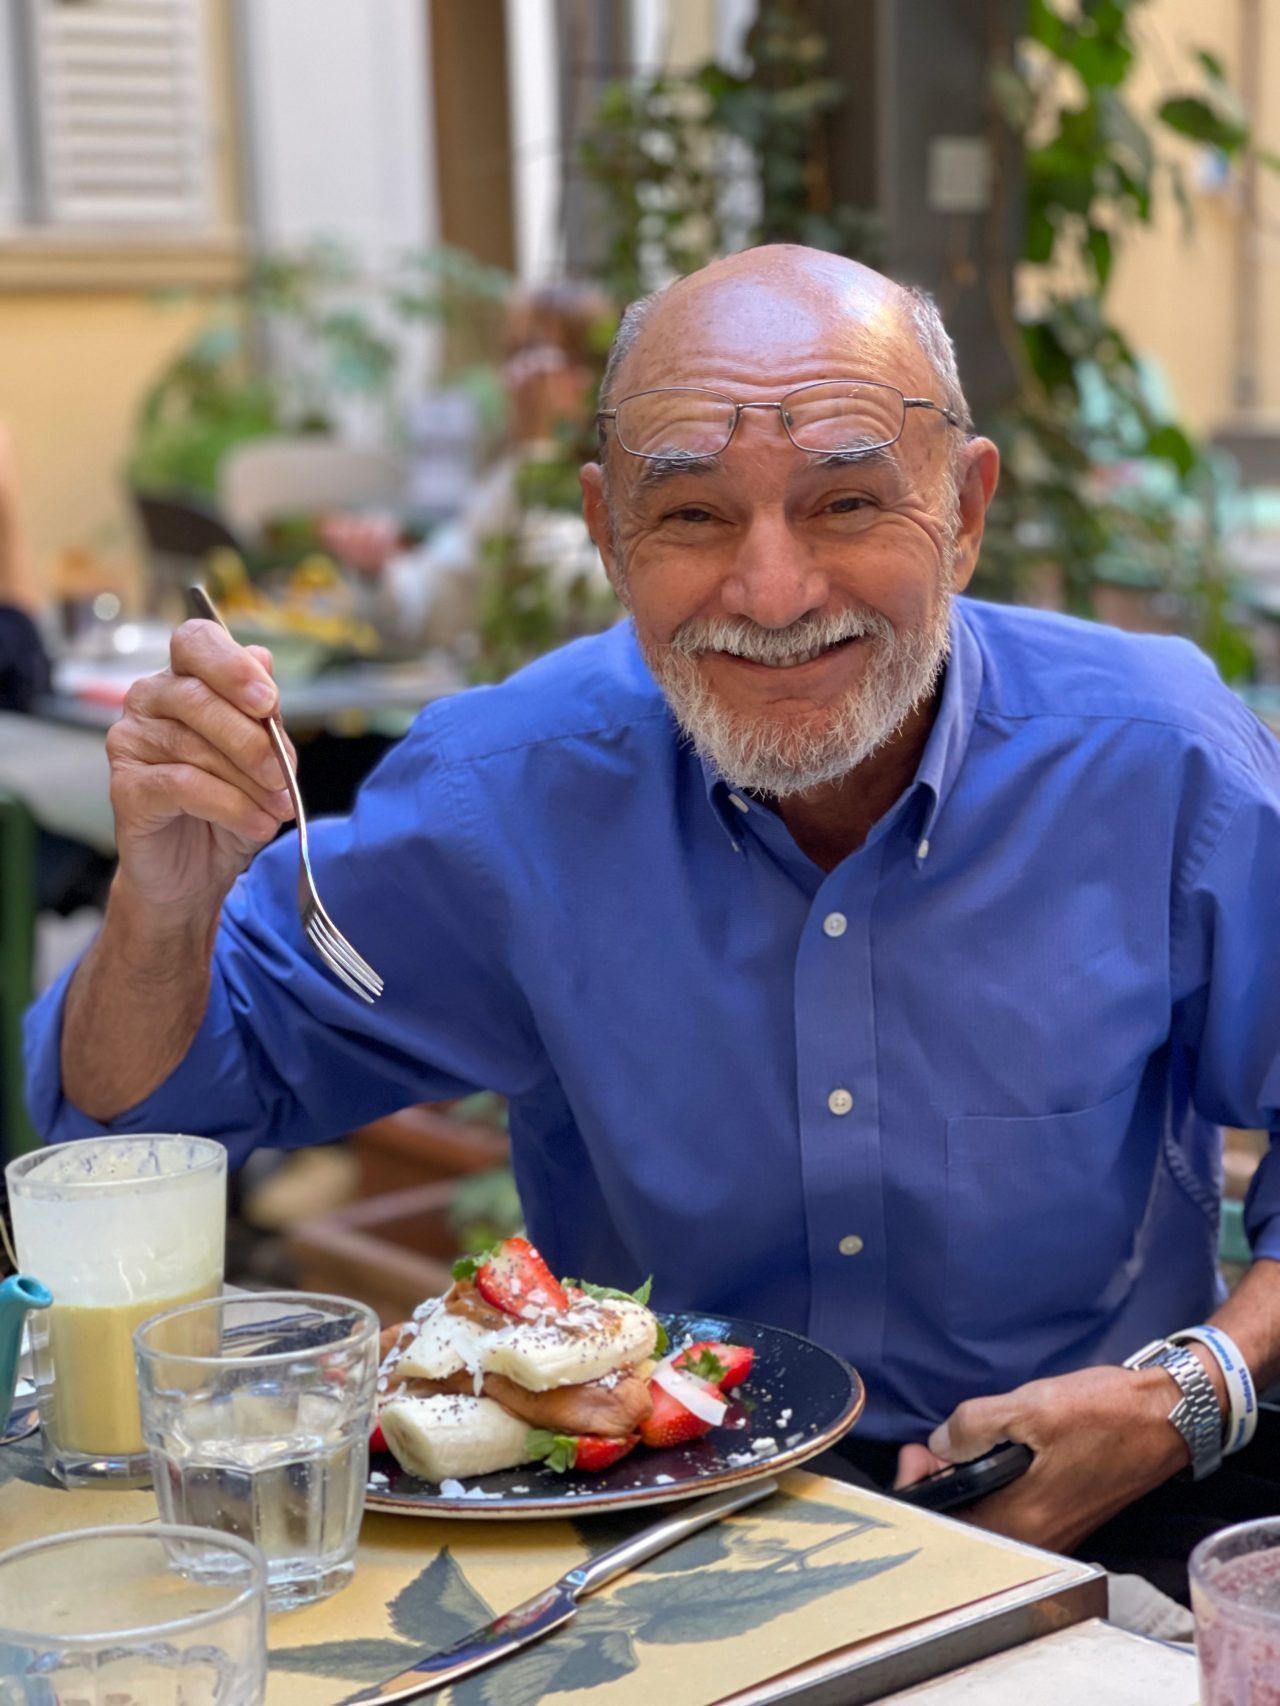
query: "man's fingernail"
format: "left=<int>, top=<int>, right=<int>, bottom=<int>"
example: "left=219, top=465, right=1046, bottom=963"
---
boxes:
left=245, top=682, right=276, bottom=712
left=928, top=1424, right=951, bottom=1457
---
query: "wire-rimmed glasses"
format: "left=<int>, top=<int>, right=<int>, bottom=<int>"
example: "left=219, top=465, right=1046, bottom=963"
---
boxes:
left=597, top=378, right=962, bottom=462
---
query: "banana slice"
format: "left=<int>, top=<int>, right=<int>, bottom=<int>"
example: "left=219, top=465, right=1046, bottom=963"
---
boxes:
left=379, top=1393, right=531, bottom=1482
left=396, top=1295, right=658, bottom=1392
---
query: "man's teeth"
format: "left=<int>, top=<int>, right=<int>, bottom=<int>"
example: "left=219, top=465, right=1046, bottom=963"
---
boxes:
left=719, top=637, right=848, bottom=668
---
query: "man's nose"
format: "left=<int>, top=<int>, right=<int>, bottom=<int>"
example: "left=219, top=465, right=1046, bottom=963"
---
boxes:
left=719, top=509, right=828, bottom=629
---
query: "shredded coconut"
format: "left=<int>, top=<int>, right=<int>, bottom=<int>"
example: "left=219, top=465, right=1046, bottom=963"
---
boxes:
left=438, top=1478, right=503, bottom=1500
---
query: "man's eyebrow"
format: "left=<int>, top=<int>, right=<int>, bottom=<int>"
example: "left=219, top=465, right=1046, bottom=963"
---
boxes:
left=633, top=454, right=722, bottom=492
left=805, top=444, right=911, bottom=493
left=808, top=445, right=900, bottom=473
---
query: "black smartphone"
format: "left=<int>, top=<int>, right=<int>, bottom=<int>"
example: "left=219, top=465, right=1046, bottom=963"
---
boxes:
left=893, top=1440, right=1034, bottom=1513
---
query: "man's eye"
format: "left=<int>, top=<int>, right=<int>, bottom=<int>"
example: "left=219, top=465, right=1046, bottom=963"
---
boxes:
left=665, top=506, right=715, bottom=524
left=825, top=495, right=874, bottom=515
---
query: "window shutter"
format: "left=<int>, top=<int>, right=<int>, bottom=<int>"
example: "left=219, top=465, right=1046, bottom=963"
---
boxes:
left=27, top=0, right=209, bottom=229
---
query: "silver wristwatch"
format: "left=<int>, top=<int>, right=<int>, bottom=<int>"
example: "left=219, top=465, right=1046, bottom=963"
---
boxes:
left=1123, top=1337, right=1224, bottom=1481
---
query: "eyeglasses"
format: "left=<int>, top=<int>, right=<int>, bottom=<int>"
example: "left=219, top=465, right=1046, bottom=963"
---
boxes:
left=597, top=379, right=963, bottom=462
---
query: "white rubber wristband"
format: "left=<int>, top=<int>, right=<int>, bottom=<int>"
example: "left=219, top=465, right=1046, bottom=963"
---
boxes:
left=1170, top=1325, right=1258, bottom=1454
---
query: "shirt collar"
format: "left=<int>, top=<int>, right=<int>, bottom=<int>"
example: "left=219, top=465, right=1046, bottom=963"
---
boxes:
left=696, top=598, right=984, bottom=852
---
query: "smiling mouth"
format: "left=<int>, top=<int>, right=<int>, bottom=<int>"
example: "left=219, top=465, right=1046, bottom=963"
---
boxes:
left=710, top=635, right=862, bottom=671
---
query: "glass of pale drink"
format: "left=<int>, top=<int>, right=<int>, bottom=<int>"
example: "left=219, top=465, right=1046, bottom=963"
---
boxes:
left=0, top=1523, right=266, bottom=1705
left=1191, top=1517, right=1280, bottom=1705
left=135, top=1291, right=379, bottom=1609
left=5, top=1134, right=226, bottom=1488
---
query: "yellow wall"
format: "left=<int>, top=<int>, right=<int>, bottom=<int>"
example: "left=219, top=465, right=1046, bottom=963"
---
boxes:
left=0, top=0, right=244, bottom=601
left=1105, top=0, right=1280, bottom=432
left=0, top=290, right=231, bottom=597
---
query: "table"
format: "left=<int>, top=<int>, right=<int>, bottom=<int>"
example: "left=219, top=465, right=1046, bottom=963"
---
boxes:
left=42, top=653, right=466, bottom=738
left=890, top=1619, right=1196, bottom=1702
left=2, top=1427, right=1107, bottom=1706
left=0, top=711, right=115, bottom=855
left=0, top=655, right=466, bottom=859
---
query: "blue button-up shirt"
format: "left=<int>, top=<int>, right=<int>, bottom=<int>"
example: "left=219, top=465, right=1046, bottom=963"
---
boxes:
left=25, top=599, right=1280, bottom=1440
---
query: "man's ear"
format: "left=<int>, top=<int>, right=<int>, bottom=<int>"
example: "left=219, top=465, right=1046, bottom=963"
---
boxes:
left=581, top=462, right=628, bottom=606
left=948, top=438, right=1000, bottom=594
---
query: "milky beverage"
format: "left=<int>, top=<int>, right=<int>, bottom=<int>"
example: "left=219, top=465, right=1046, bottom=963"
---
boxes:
left=10, top=1136, right=225, bottom=1467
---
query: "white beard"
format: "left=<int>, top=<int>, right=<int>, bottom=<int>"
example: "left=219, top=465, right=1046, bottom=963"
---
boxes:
left=639, top=595, right=953, bottom=798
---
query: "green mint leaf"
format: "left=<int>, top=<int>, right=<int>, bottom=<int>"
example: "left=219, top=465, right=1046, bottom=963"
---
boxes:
left=653, top=1320, right=669, bottom=1357
left=450, top=1243, right=498, bottom=1283
left=562, top=1275, right=656, bottom=1307
left=682, top=1347, right=728, bottom=1383
left=524, top=1429, right=579, bottom=1473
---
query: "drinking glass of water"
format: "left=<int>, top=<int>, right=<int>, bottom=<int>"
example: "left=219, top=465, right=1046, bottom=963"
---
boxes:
left=135, top=1291, right=379, bottom=1609
left=1191, top=1516, right=1280, bottom=1706
left=0, top=1523, right=266, bottom=1705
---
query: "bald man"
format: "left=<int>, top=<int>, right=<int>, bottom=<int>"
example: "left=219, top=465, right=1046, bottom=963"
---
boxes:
left=26, top=247, right=1280, bottom=1593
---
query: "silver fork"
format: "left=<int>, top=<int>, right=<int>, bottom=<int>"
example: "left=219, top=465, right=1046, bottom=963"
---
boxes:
left=188, top=584, right=384, bottom=1004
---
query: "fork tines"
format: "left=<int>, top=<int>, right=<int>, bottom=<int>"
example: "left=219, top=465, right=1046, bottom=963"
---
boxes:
left=306, top=910, right=384, bottom=1003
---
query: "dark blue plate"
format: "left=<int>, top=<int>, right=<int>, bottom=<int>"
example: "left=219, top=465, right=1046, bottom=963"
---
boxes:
left=363, top=1311, right=863, bottom=1519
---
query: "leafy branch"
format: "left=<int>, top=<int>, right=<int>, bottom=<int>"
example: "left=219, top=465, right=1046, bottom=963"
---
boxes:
left=981, top=0, right=1271, bottom=677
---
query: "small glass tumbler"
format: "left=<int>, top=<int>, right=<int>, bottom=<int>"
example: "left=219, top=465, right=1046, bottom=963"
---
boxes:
left=0, top=1523, right=267, bottom=1705
left=5, top=1134, right=227, bottom=1488
left=135, top=1291, right=380, bottom=1610
left=1191, top=1517, right=1280, bottom=1705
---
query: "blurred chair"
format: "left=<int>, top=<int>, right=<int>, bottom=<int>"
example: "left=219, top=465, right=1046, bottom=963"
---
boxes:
left=0, top=789, right=37, bottom=1159
left=131, top=491, right=250, bottom=618
left=219, top=438, right=405, bottom=543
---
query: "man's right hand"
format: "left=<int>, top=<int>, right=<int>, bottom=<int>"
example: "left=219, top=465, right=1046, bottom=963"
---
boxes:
left=106, top=617, right=297, bottom=912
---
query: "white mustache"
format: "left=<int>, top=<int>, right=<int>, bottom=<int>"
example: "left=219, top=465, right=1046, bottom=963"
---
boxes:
left=668, top=608, right=892, bottom=664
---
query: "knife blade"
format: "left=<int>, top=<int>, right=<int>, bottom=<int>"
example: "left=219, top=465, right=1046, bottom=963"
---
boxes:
left=339, top=1476, right=779, bottom=1704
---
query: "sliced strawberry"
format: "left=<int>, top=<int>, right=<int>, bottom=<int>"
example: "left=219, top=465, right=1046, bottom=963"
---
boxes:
left=673, top=1341, right=754, bottom=1391
left=369, top=1421, right=387, bottom=1454
left=475, top=1236, right=568, bottom=1319
left=639, top=1381, right=716, bottom=1450
left=573, top=1432, right=641, bottom=1472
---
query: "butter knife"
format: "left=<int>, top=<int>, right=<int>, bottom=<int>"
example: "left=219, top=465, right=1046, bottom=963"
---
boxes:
left=339, top=1476, right=779, bottom=1704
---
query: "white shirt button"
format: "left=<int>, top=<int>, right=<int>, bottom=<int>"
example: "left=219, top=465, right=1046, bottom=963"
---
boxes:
left=838, top=1234, right=865, bottom=1257
left=728, top=794, right=750, bottom=814
left=917, top=837, right=931, bottom=860
left=822, top=912, right=848, bottom=938
left=827, top=1088, right=854, bottom=1116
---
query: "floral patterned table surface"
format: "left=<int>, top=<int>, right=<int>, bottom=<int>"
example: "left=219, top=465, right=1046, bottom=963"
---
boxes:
left=2, top=1437, right=1060, bottom=1706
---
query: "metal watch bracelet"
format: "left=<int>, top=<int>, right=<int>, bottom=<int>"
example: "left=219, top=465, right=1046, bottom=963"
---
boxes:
left=1122, top=1337, right=1224, bottom=1481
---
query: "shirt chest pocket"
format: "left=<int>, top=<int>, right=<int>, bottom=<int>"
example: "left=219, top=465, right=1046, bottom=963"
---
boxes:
left=944, top=1078, right=1154, bottom=1343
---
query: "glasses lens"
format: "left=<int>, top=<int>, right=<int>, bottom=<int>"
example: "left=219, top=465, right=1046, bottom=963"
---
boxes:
left=614, top=390, right=737, bottom=459
left=783, top=382, right=906, bottom=454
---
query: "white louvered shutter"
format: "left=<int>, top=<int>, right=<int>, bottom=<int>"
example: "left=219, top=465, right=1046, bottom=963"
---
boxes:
left=26, top=0, right=210, bottom=229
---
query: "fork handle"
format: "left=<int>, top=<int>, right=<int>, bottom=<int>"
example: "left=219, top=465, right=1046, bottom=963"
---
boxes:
left=187, top=583, right=308, bottom=845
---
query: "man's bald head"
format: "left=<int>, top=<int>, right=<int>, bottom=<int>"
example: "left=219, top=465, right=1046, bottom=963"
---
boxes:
left=598, top=245, right=972, bottom=437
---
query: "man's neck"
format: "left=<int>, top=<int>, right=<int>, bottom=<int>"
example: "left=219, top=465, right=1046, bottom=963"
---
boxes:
left=766, top=691, right=940, bottom=873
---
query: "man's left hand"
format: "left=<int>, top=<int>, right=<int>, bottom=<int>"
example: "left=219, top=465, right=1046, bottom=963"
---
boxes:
left=894, top=1363, right=1196, bottom=1554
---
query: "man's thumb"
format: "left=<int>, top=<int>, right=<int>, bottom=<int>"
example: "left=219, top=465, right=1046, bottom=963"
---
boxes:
left=894, top=1441, right=949, bottom=1489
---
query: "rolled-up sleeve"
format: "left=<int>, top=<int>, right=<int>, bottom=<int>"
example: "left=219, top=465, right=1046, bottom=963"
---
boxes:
left=23, top=713, right=547, bottom=1161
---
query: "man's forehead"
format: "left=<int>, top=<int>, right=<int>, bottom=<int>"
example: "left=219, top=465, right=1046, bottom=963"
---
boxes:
left=618, top=273, right=934, bottom=398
